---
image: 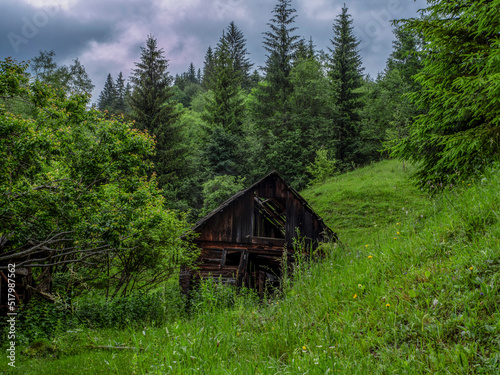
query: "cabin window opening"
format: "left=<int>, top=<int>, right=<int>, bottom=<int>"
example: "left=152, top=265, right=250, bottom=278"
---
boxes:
left=253, top=195, right=286, bottom=239
left=223, top=250, right=242, bottom=266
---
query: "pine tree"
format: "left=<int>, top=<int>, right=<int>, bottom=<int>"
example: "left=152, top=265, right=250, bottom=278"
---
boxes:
left=224, top=21, right=253, bottom=89
left=328, top=4, right=364, bottom=168
left=97, top=73, right=117, bottom=112
left=129, top=35, right=184, bottom=189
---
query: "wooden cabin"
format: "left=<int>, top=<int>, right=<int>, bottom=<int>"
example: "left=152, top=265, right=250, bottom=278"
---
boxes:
left=180, top=172, right=335, bottom=297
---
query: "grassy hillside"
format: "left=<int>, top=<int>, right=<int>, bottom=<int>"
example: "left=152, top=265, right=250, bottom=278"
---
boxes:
left=3, top=159, right=500, bottom=374
left=302, top=159, right=432, bottom=247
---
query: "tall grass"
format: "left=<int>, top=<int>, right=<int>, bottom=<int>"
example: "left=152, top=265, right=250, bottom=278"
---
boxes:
left=2, top=160, right=500, bottom=374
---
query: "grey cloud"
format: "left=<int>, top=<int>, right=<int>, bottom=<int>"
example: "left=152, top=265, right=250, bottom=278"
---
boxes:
left=1, top=0, right=426, bottom=101
left=1, top=0, right=116, bottom=65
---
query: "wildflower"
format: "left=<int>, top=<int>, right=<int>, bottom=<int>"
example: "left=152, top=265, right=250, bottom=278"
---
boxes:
left=353, top=294, right=357, bottom=299
left=365, top=244, right=369, bottom=248
left=397, top=232, right=400, bottom=235
left=358, top=284, right=362, bottom=288
left=386, top=304, right=390, bottom=307
left=368, top=255, right=373, bottom=259
left=237, top=332, right=240, bottom=336
left=396, top=223, right=400, bottom=225
left=302, top=346, right=307, bottom=350
left=469, top=267, right=473, bottom=270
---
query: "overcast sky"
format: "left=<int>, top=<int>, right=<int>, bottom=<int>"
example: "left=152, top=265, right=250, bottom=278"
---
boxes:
left=1, top=0, right=426, bottom=101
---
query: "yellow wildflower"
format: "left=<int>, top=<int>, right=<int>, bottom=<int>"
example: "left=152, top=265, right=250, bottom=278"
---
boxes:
left=302, top=346, right=307, bottom=350
left=368, top=255, right=373, bottom=259
left=353, top=294, right=357, bottom=299
left=386, top=304, right=390, bottom=307
left=469, top=266, right=473, bottom=270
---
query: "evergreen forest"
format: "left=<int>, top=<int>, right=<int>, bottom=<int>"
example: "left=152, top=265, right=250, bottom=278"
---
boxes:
left=87, top=1, right=428, bottom=217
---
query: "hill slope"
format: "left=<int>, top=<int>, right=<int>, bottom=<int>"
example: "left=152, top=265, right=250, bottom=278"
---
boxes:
left=5, top=160, right=500, bottom=374
left=302, top=159, right=432, bottom=247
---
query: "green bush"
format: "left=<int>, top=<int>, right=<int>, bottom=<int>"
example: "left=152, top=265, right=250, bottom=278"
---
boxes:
left=306, top=148, right=337, bottom=184
left=189, top=278, right=237, bottom=314
left=10, top=296, right=79, bottom=345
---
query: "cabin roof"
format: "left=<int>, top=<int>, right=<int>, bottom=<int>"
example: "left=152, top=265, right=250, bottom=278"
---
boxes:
left=192, top=171, right=331, bottom=235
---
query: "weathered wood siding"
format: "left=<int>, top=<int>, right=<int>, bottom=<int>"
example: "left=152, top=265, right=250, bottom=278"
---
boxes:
left=182, top=172, right=335, bottom=296
left=195, top=191, right=254, bottom=244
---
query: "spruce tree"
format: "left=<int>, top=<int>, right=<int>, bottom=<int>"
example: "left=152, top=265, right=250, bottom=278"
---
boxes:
left=114, top=71, right=127, bottom=114
left=129, top=35, right=184, bottom=189
left=187, top=62, right=197, bottom=84
left=224, top=21, right=253, bottom=89
left=202, top=47, right=215, bottom=89
left=375, top=25, right=425, bottom=157
left=202, top=34, right=245, bottom=176
left=252, top=0, right=301, bottom=136
left=386, top=25, right=424, bottom=91
left=97, top=73, right=117, bottom=112
left=390, top=0, right=500, bottom=190
left=262, top=0, right=300, bottom=115
left=248, top=0, right=301, bottom=182
left=328, top=4, right=364, bottom=168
